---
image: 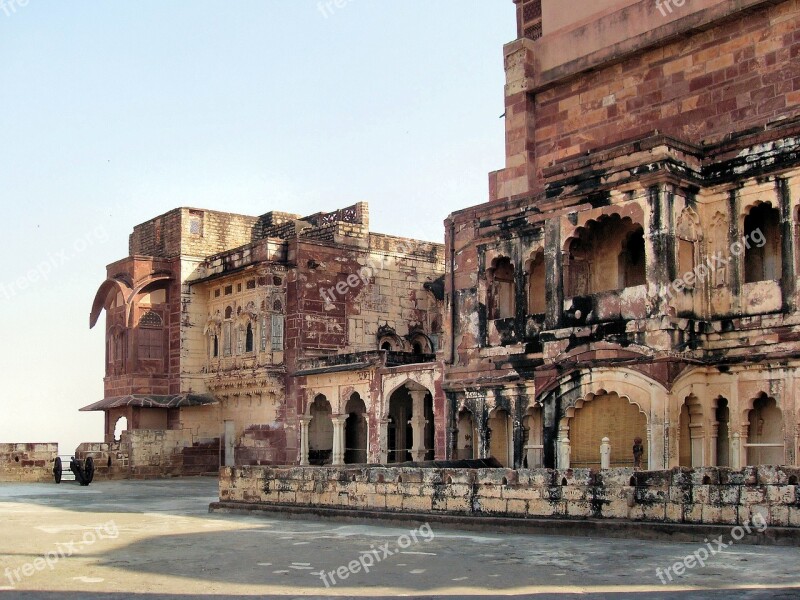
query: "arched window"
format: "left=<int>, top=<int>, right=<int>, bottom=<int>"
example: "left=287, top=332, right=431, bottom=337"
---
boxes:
left=565, top=215, right=645, bottom=296
left=113, top=416, right=128, bottom=442
left=224, top=306, right=233, bottom=320
left=744, top=203, right=781, bottom=283
left=138, top=311, right=163, bottom=360
left=527, top=250, right=546, bottom=314
left=676, top=208, right=700, bottom=285
left=212, top=334, right=219, bottom=358
left=245, top=323, right=254, bottom=353
left=489, top=257, right=515, bottom=320
left=619, top=228, right=646, bottom=288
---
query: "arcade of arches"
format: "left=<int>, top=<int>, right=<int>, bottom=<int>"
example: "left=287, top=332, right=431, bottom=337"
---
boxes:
left=448, top=373, right=796, bottom=471
left=299, top=382, right=436, bottom=466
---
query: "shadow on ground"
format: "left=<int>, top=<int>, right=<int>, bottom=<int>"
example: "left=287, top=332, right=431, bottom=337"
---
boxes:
left=3, top=590, right=800, bottom=599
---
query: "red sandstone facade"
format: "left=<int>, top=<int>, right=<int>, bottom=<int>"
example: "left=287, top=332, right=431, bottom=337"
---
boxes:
left=444, top=0, right=800, bottom=471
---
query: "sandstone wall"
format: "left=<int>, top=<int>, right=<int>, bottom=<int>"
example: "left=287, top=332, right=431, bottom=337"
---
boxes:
left=220, top=465, right=800, bottom=527
left=76, top=430, right=219, bottom=479
left=0, top=444, right=58, bottom=482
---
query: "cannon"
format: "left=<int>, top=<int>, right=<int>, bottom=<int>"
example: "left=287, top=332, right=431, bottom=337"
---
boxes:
left=53, top=456, right=94, bottom=486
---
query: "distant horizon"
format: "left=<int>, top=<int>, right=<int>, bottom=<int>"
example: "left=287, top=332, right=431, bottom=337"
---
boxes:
left=0, top=0, right=513, bottom=454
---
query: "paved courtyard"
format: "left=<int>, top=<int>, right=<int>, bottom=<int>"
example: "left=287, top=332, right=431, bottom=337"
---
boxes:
left=0, top=478, right=798, bottom=599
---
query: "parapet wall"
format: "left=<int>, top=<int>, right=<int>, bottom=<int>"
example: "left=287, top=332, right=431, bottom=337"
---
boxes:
left=0, top=443, right=58, bottom=482
left=76, top=430, right=219, bottom=480
left=219, top=465, right=800, bottom=527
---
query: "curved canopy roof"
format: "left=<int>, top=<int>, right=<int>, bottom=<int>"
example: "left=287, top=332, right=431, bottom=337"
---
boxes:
left=80, top=393, right=218, bottom=412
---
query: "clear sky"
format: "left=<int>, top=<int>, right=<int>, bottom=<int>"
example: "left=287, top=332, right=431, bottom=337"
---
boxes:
left=0, top=0, right=515, bottom=454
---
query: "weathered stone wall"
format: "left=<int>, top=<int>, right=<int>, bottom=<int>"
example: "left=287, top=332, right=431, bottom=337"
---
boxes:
left=220, top=465, right=800, bottom=527
left=0, top=444, right=58, bottom=482
left=76, top=431, right=219, bottom=479
left=129, top=208, right=260, bottom=259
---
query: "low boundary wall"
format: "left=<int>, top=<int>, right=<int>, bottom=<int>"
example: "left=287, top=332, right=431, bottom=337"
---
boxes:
left=217, top=465, right=800, bottom=529
left=0, top=443, right=58, bottom=482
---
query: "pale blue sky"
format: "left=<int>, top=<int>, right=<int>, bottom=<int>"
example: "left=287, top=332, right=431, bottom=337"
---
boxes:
left=0, top=1, right=514, bottom=453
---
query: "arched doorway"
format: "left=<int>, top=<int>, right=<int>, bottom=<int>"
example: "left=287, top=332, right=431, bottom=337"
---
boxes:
left=387, top=383, right=434, bottom=463
left=344, top=393, right=368, bottom=464
left=747, top=394, right=784, bottom=465
left=488, top=408, right=512, bottom=467
left=455, top=408, right=476, bottom=460
left=309, top=395, right=333, bottom=465
left=569, top=393, right=647, bottom=468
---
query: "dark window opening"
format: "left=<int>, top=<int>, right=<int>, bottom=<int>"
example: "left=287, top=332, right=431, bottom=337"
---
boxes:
left=245, top=323, right=254, bottom=353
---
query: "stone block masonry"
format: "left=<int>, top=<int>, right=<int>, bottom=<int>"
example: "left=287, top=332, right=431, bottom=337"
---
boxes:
left=218, top=464, right=800, bottom=531
left=0, top=443, right=58, bottom=482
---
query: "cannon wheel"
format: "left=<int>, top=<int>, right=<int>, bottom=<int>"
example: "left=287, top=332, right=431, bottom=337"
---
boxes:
left=53, top=457, right=62, bottom=484
left=84, top=457, right=95, bottom=485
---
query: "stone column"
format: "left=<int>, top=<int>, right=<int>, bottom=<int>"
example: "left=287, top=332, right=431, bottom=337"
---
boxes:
left=409, top=390, right=429, bottom=462
left=600, top=437, right=611, bottom=470
left=731, top=431, right=742, bottom=469
left=709, top=421, right=719, bottom=467
left=298, top=416, right=311, bottom=466
left=557, top=424, right=571, bottom=470
left=378, top=418, right=390, bottom=464
left=332, top=416, right=347, bottom=466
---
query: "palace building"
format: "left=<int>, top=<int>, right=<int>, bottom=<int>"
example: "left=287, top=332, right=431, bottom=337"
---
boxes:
left=83, top=0, right=800, bottom=477
left=84, top=203, right=445, bottom=476
left=442, top=0, right=800, bottom=471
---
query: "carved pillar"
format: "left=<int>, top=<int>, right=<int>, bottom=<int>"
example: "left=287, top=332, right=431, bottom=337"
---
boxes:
left=409, top=390, right=429, bottom=462
left=332, top=415, right=347, bottom=466
left=298, top=416, right=311, bottom=466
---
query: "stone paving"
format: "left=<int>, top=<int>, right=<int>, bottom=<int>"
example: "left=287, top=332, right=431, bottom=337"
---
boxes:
left=0, top=478, right=798, bottom=599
